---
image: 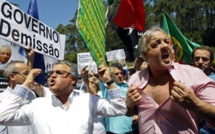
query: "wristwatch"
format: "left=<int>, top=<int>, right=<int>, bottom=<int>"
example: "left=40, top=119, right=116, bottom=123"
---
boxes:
left=106, top=80, right=114, bottom=86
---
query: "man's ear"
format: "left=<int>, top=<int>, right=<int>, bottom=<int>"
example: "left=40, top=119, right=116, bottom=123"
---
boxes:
left=71, top=77, right=78, bottom=86
left=9, top=73, right=16, bottom=81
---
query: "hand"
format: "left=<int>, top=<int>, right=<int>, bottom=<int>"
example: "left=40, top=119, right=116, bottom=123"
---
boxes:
left=25, top=47, right=35, bottom=61
left=132, top=115, right=138, bottom=124
left=80, top=65, right=88, bottom=79
left=140, top=62, right=148, bottom=70
left=170, top=81, right=200, bottom=109
left=22, top=69, right=41, bottom=88
left=126, top=85, right=142, bottom=108
left=88, top=71, right=96, bottom=77
left=25, top=47, right=35, bottom=70
left=97, top=65, right=111, bottom=83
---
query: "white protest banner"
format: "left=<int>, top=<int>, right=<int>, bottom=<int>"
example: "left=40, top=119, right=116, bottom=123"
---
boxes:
left=106, top=49, right=126, bottom=62
left=0, top=38, right=27, bottom=70
left=77, top=52, right=98, bottom=75
left=0, top=38, right=58, bottom=75
left=0, top=1, right=65, bottom=60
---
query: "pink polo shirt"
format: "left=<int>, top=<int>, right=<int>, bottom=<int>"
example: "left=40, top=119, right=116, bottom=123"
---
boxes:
left=128, top=62, right=215, bottom=134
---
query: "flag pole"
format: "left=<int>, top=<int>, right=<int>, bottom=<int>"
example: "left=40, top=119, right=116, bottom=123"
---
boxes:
left=105, top=6, right=110, bottom=28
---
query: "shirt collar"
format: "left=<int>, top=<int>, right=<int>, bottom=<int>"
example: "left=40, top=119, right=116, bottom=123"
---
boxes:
left=115, top=81, right=128, bottom=87
left=51, top=89, right=81, bottom=110
left=51, top=90, right=74, bottom=110
left=5, top=86, right=13, bottom=93
left=137, top=61, right=181, bottom=89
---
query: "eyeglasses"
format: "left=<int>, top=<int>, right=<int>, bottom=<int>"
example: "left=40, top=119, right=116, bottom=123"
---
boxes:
left=47, top=70, right=71, bottom=78
left=12, top=71, right=29, bottom=77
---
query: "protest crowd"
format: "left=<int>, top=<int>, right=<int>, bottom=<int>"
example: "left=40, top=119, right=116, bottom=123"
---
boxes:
left=1, top=0, right=215, bottom=134
left=1, top=26, right=215, bottom=134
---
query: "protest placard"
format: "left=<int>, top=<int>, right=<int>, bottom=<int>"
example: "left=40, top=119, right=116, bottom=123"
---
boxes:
left=0, top=1, right=65, bottom=60
left=77, top=52, right=97, bottom=75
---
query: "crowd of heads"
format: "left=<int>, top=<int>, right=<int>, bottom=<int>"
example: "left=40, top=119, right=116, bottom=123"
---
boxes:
left=0, top=25, right=215, bottom=134
left=1, top=26, right=214, bottom=93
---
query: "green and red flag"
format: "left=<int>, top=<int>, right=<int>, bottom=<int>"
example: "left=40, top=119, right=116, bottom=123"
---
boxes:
left=113, top=0, right=145, bottom=31
left=162, top=10, right=200, bottom=64
left=109, top=0, right=145, bottom=61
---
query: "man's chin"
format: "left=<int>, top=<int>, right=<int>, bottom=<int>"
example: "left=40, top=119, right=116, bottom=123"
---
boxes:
left=117, top=81, right=124, bottom=84
left=197, top=66, right=204, bottom=71
left=161, top=60, right=172, bottom=67
left=49, top=87, right=55, bottom=92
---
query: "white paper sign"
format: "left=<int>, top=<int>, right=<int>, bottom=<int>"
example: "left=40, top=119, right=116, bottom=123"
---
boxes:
left=77, top=52, right=97, bottom=75
left=0, top=1, right=65, bottom=60
left=106, top=49, right=126, bottom=62
left=0, top=38, right=58, bottom=74
left=44, top=55, right=58, bottom=73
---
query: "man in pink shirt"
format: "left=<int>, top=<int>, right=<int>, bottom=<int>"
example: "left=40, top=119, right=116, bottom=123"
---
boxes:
left=126, top=27, right=215, bottom=134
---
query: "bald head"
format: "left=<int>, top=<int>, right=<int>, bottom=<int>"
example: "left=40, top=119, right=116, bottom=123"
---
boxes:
left=0, top=45, right=12, bottom=64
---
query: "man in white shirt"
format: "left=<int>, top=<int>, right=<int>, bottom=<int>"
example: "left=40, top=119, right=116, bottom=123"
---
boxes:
left=0, top=61, right=35, bottom=134
left=0, top=60, right=127, bottom=134
left=0, top=48, right=37, bottom=134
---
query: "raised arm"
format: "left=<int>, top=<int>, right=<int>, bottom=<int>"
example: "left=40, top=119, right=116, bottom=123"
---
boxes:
left=0, top=69, right=41, bottom=125
left=97, top=64, right=116, bottom=89
left=25, top=47, right=35, bottom=70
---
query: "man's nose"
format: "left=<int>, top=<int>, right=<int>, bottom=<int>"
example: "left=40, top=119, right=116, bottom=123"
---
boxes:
left=161, top=41, right=169, bottom=47
left=119, top=73, right=123, bottom=76
left=161, top=44, right=169, bottom=52
left=198, top=58, right=203, bottom=63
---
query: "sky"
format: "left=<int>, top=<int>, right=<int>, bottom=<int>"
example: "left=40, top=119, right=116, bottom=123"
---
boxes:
left=6, top=0, right=79, bottom=29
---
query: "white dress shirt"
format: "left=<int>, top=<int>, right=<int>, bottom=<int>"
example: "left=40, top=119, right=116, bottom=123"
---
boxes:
left=0, top=125, right=8, bottom=134
left=0, top=85, right=126, bottom=134
left=0, top=86, right=35, bottom=134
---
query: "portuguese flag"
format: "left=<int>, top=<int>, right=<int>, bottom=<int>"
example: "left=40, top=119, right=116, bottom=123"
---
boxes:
left=162, top=10, right=200, bottom=64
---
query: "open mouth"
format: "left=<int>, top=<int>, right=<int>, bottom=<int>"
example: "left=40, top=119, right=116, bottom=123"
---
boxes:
left=49, top=79, right=56, bottom=86
left=162, top=54, right=169, bottom=59
left=161, top=53, right=171, bottom=63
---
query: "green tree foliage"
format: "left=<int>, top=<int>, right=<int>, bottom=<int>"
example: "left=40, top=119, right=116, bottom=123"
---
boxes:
left=144, top=0, right=215, bottom=45
left=55, top=0, right=215, bottom=64
left=55, top=10, right=88, bottom=63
